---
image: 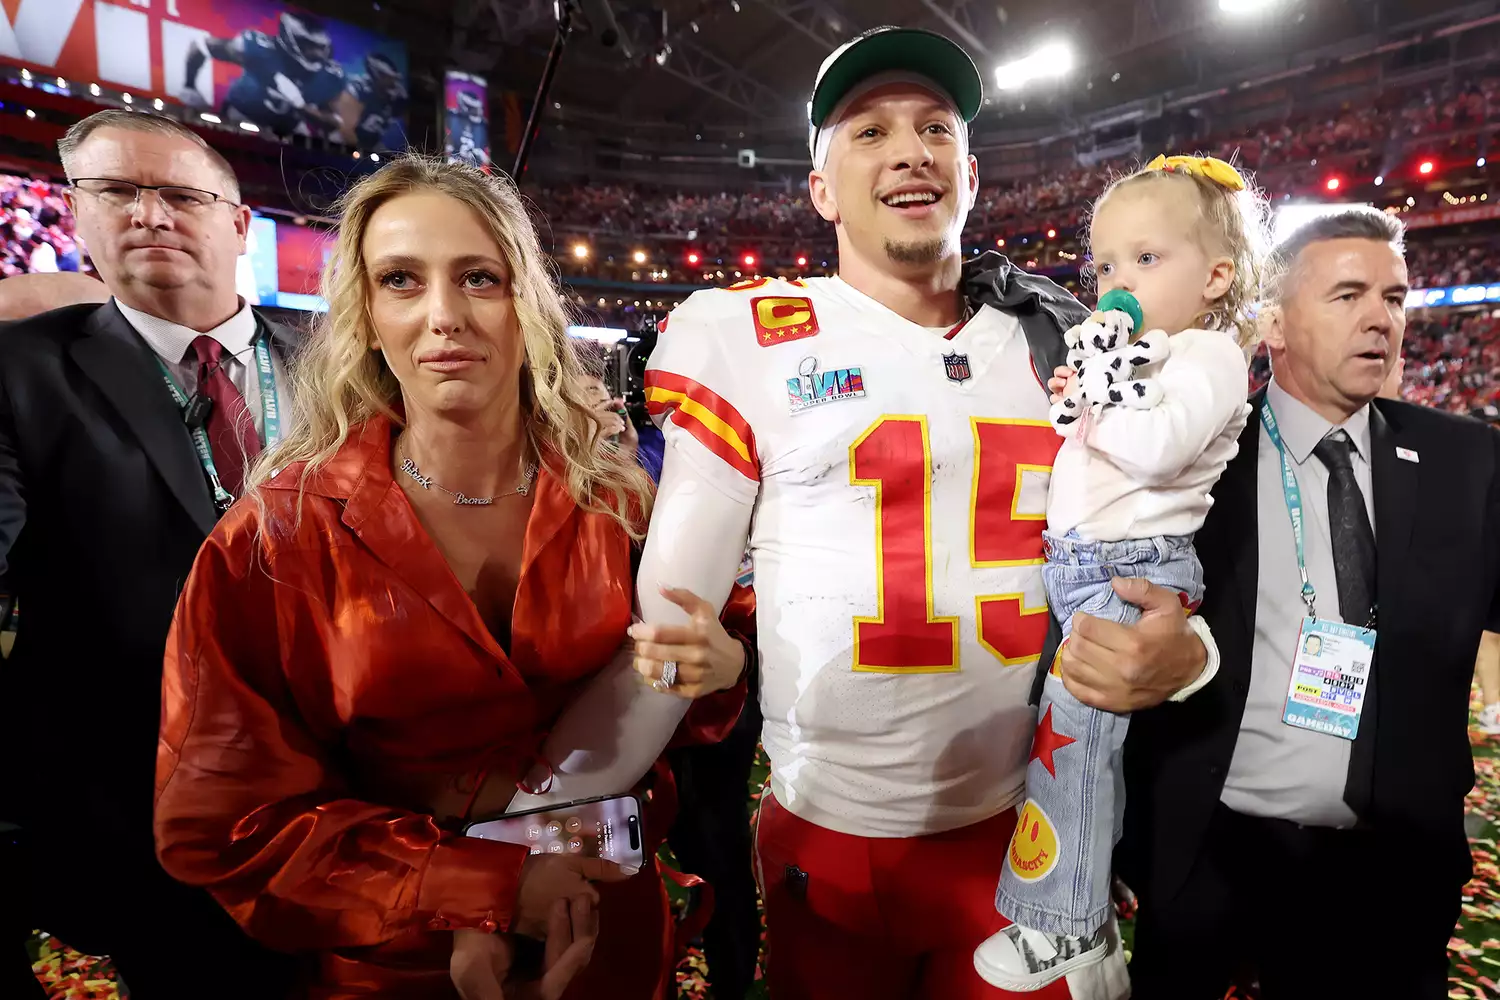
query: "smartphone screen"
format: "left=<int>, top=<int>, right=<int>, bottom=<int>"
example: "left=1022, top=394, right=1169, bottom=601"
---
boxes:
left=464, top=794, right=645, bottom=874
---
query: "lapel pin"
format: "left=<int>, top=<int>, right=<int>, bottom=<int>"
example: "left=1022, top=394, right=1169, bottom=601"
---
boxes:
left=1396, top=446, right=1419, bottom=463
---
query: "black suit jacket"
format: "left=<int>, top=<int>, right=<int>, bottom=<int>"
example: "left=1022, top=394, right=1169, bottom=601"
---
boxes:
left=0, top=300, right=297, bottom=952
left=1118, top=389, right=1500, bottom=905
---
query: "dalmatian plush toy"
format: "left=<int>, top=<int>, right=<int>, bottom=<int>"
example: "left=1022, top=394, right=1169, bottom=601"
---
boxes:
left=1050, top=289, right=1172, bottom=427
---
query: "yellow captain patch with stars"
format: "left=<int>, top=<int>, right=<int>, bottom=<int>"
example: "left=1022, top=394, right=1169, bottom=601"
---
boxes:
left=752, top=295, right=820, bottom=347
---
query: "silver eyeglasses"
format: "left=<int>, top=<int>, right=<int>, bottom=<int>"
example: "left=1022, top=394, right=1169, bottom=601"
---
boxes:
left=70, top=178, right=239, bottom=214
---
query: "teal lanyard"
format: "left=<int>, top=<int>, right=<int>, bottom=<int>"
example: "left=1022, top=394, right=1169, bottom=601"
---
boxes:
left=1259, top=399, right=1319, bottom=618
left=155, top=337, right=281, bottom=512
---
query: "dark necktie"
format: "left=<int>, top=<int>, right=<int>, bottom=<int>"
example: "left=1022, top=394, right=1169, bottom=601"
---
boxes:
left=190, top=336, right=261, bottom=498
left=1311, top=429, right=1377, bottom=818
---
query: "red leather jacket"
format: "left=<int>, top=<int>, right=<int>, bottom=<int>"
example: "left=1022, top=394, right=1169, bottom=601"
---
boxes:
left=155, top=413, right=747, bottom=995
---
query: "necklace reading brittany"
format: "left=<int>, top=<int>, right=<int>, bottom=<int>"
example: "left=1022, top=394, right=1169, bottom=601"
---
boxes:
left=398, top=443, right=537, bottom=506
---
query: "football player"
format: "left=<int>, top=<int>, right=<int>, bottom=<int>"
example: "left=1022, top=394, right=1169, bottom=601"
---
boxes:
left=333, top=51, right=408, bottom=151
left=445, top=89, right=490, bottom=169
left=495, top=25, right=1219, bottom=1000
left=182, top=12, right=345, bottom=138
left=625, top=27, right=1219, bottom=1000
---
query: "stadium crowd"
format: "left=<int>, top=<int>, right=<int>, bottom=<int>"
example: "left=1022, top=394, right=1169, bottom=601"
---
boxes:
left=0, top=175, right=82, bottom=277
left=4, top=66, right=1499, bottom=417
left=527, top=71, right=1500, bottom=259
left=10, top=163, right=1497, bottom=418
left=1407, top=231, right=1500, bottom=288
left=1401, top=310, right=1500, bottom=415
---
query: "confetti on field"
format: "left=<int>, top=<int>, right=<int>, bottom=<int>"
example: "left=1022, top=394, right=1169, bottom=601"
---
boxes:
left=24, top=695, right=1500, bottom=999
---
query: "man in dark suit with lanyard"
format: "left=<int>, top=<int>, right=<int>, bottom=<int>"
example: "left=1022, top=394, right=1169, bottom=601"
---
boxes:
left=1120, top=207, right=1500, bottom=998
left=0, top=110, right=297, bottom=998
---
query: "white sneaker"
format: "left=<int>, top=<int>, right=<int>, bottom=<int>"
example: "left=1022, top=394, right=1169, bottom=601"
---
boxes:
left=1478, top=704, right=1500, bottom=736
left=973, top=922, right=1108, bottom=991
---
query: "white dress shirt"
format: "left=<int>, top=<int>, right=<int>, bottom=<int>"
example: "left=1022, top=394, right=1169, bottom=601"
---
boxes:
left=1220, top=377, right=1374, bottom=828
left=114, top=297, right=288, bottom=441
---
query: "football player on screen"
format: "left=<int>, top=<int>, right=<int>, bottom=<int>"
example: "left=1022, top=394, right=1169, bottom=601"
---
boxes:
left=333, top=52, right=408, bottom=152
left=445, top=89, right=491, bottom=168
left=181, top=12, right=346, bottom=138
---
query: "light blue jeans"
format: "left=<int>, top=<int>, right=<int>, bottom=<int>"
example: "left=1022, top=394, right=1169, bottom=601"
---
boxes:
left=995, top=529, right=1204, bottom=936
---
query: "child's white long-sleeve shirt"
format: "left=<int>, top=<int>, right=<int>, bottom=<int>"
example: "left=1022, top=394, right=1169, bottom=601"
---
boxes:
left=1047, top=329, right=1252, bottom=541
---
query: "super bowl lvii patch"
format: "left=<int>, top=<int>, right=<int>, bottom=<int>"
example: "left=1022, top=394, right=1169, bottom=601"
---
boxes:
left=787, top=356, right=865, bottom=414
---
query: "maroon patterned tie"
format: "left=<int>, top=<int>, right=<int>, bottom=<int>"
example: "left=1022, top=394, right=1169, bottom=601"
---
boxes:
left=190, top=336, right=262, bottom=497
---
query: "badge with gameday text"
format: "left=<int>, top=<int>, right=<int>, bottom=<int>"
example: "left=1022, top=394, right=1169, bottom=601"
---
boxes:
left=1281, top=616, right=1375, bottom=740
left=753, top=296, right=820, bottom=347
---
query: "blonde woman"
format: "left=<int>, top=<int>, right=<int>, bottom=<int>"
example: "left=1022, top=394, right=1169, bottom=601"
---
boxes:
left=153, top=156, right=748, bottom=1000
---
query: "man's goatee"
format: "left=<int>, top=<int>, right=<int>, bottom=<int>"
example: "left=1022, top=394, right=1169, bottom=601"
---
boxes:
left=883, top=238, right=947, bottom=265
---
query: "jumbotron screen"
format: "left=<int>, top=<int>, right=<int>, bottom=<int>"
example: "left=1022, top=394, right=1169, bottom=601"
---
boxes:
left=0, top=1, right=408, bottom=150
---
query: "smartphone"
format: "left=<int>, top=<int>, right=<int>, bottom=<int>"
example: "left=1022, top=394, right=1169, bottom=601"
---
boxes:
left=464, top=794, right=646, bottom=874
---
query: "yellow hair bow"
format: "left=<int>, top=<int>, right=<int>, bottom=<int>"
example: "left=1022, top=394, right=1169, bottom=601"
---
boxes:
left=1145, top=154, right=1246, bottom=192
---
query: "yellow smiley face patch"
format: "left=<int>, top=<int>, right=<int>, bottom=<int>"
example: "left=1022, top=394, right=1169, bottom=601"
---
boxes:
left=1007, top=799, right=1060, bottom=882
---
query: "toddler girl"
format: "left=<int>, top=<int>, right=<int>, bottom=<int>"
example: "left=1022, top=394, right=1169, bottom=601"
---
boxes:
left=972, top=154, right=1271, bottom=991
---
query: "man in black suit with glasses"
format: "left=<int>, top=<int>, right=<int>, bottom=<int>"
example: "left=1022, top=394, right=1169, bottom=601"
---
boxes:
left=0, top=109, right=298, bottom=998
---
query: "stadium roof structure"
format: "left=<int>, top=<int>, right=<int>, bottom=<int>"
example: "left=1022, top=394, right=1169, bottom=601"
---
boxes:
left=413, top=0, right=1493, bottom=143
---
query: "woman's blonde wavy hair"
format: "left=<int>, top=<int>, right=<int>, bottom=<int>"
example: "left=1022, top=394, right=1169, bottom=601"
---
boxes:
left=1088, top=156, right=1273, bottom=351
left=247, top=154, right=653, bottom=537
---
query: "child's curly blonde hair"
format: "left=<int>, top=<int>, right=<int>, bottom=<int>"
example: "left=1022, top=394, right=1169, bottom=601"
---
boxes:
left=1088, top=154, right=1274, bottom=350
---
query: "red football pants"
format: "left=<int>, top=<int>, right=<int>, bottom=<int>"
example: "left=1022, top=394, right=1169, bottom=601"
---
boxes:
left=755, top=791, right=1073, bottom=1000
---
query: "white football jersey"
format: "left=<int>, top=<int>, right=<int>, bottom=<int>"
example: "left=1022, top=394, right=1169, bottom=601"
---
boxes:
left=646, top=276, right=1060, bottom=838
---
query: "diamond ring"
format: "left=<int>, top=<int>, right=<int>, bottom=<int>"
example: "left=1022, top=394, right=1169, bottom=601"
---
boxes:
left=660, top=660, right=678, bottom=687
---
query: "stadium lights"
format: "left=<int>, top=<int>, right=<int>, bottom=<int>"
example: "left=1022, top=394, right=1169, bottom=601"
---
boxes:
left=200, top=112, right=221, bottom=124
left=572, top=243, right=589, bottom=259
left=1325, top=177, right=1340, bottom=192
left=994, top=41, right=1074, bottom=92
left=633, top=250, right=647, bottom=264
left=1418, top=160, right=1434, bottom=175
left=1219, top=0, right=1278, bottom=13
left=239, top=121, right=259, bottom=133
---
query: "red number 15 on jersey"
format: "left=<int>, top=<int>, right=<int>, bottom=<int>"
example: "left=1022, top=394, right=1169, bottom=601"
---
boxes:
left=850, top=416, right=1060, bottom=674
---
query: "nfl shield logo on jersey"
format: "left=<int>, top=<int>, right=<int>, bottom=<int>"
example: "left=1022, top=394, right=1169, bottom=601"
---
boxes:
left=943, top=352, right=972, bottom=385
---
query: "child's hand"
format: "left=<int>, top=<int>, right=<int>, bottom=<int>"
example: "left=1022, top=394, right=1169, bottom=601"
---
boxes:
left=1047, top=365, right=1073, bottom=403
